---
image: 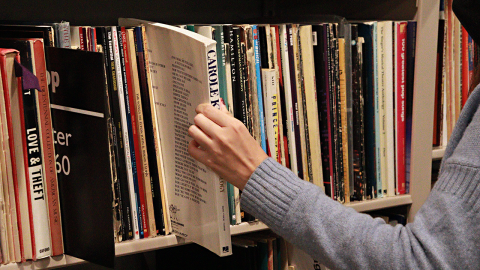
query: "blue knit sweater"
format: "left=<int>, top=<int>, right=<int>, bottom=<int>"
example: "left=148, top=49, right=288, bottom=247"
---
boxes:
left=241, top=86, right=480, bottom=269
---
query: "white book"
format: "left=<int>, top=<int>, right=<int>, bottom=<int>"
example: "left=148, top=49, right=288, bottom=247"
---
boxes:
left=376, top=22, right=387, bottom=198
left=279, top=24, right=298, bottom=176
left=262, top=69, right=279, bottom=161
left=299, top=25, right=324, bottom=189
left=27, top=39, right=52, bottom=259
left=120, top=18, right=232, bottom=256
left=111, top=26, right=140, bottom=239
left=384, top=22, right=395, bottom=197
left=0, top=71, right=11, bottom=263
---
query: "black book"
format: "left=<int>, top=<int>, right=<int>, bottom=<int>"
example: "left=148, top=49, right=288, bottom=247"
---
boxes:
left=330, top=24, right=345, bottom=203
left=313, top=24, right=333, bottom=198
left=286, top=24, right=304, bottom=179
left=232, top=27, right=249, bottom=129
left=405, top=21, right=417, bottom=194
left=134, top=26, right=166, bottom=235
left=258, top=26, right=269, bottom=69
left=47, top=47, right=113, bottom=268
left=350, top=24, right=367, bottom=201
left=358, top=23, right=377, bottom=199
left=96, top=26, right=132, bottom=241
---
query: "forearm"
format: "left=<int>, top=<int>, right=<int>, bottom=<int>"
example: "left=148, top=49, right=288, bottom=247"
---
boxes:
left=240, top=158, right=478, bottom=270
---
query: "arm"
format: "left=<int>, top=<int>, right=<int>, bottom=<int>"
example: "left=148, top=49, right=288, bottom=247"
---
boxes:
left=188, top=92, right=480, bottom=269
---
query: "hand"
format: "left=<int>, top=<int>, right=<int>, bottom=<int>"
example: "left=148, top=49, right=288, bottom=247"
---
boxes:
left=188, top=102, right=268, bottom=190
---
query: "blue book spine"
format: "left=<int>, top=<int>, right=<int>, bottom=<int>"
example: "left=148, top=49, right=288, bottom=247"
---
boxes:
left=252, top=25, right=267, bottom=152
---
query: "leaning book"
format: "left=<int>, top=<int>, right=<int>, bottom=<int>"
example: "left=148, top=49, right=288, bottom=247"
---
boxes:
left=119, top=18, right=232, bottom=256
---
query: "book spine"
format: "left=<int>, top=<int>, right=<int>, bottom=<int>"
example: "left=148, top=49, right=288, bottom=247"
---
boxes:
left=376, top=22, right=385, bottom=198
left=120, top=27, right=148, bottom=238
left=286, top=24, right=304, bottom=179
left=214, top=26, right=229, bottom=109
left=405, top=21, right=416, bottom=194
left=351, top=26, right=366, bottom=201
left=358, top=23, right=377, bottom=199
left=339, top=38, right=350, bottom=203
left=111, top=26, right=140, bottom=239
left=395, top=22, right=407, bottom=195
left=384, top=22, right=395, bottom=197
left=262, top=69, right=279, bottom=161
left=206, top=43, right=232, bottom=255
left=252, top=25, right=267, bottom=153
left=293, top=24, right=310, bottom=183
left=31, top=40, right=62, bottom=255
left=280, top=24, right=298, bottom=177
left=79, top=27, right=85, bottom=50
left=272, top=25, right=289, bottom=167
left=232, top=27, right=248, bottom=129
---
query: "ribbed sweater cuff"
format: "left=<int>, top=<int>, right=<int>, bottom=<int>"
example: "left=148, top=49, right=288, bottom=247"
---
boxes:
left=434, top=163, right=480, bottom=209
left=240, top=157, right=307, bottom=231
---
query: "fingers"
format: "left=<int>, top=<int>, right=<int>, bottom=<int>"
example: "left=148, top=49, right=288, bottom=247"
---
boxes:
left=188, top=139, right=208, bottom=163
left=196, top=103, right=232, bottom=127
left=188, top=124, right=212, bottom=149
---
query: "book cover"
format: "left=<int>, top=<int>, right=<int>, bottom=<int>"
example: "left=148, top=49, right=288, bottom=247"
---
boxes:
left=47, top=47, right=113, bottom=268
left=120, top=18, right=231, bottom=256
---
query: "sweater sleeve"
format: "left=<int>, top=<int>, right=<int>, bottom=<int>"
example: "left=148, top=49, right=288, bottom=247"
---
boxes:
left=240, top=86, right=480, bottom=270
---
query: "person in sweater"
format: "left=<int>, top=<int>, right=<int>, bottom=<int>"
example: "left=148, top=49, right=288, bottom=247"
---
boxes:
left=188, top=1, right=480, bottom=268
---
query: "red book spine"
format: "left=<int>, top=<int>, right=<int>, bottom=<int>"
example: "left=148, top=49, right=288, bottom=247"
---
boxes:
left=31, top=40, right=63, bottom=256
left=395, top=23, right=407, bottom=195
left=79, top=27, right=85, bottom=51
left=121, top=27, right=149, bottom=237
left=0, top=49, right=25, bottom=261
left=461, top=26, right=469, bottom=107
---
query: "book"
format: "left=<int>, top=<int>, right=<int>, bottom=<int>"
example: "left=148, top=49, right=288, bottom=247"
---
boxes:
left=119, top=18, right=232, bottom=256
left=405, top=21, right=417, bottom=194
left=394, top=21, right=407, bottom=195
left=299, top=25, right=324, bottom=189
left=358, top=22, right=378, bottom=199
left=376, top=21, right=387, bottom=198
left=47, top=47, right=114, bottom=268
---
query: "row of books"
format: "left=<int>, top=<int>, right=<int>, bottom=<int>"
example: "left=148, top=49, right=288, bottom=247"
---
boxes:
left=174, top=20, right=417, bottom=203
left=0, top=15, right=418, bottom=266
left=433, top=0, right=478, bottom=147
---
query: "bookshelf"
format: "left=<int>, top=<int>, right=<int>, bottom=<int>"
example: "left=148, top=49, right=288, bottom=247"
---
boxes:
left=432, top=146, right=446, bottom=160
left=1, top=0, right=440, bottom=268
